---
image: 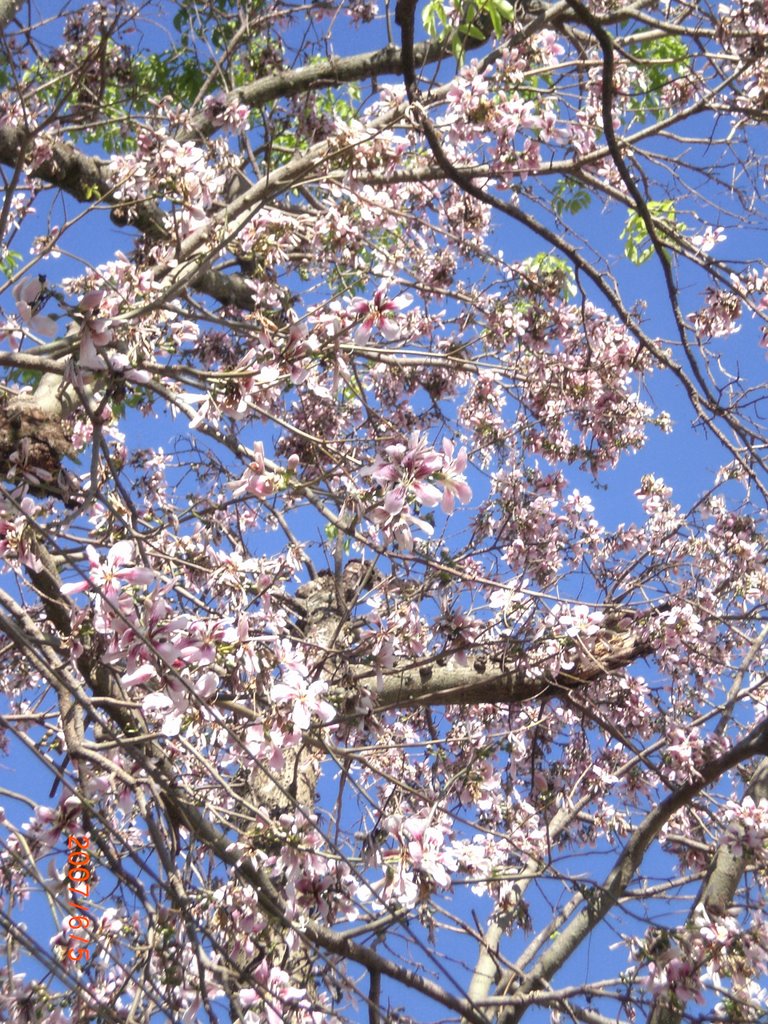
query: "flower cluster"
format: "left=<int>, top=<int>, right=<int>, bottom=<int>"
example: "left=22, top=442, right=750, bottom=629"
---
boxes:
left=362, top=432, right=472, bottom=549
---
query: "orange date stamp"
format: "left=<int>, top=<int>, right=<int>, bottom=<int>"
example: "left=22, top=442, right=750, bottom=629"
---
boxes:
left=65, top=835, right=93, bottom=963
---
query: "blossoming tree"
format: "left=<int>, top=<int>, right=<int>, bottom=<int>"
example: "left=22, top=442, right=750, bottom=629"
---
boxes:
left=1, top=0, right=768, bottom=1021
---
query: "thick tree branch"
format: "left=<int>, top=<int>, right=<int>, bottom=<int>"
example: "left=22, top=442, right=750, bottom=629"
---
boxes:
left=179, top=37, right=457, bottom=143
left=0, top=125, right=111, bottom=206
left=496, top=720, right=768, bottom=1023
left=646, top=760, right=768, bottom=1024
left=0, top=126, right=258, bottom=309
left=371, top=611, right=655, bottom=710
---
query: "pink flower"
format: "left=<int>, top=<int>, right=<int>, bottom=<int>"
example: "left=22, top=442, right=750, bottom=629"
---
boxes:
left=364, top=432, right=472, bottom=519
left=12, top=276, right=57, bottom=338
left=365, top=432, right=441, bottom=496
left=690, top=226, right=726, bottom=254
left=348, top=284, right=412, bottom=342
left=533, top=28, right=566, bottom=59
left=242, top=722, right=286, bottom=773
left=70, top=289, right=116, bottom=368
left=240, top=964, right=308, bottom=1024
left=61, top=540, right=155, bottom=597
left=271, top=669, right=335, bottom=730
left=438, top=438, right=472, bottom=513
left=227, top=442, right=276, bottom=498
left=368, top=483, right=435, bottom=552
left=403, top=814, right=456, bottom=888
left=0, top=495, right=44, bottom=571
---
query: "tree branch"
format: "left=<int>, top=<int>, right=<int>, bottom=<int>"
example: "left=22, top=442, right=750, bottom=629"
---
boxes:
left=497, top=720, right=768, bottom=1023
left=371, top=611, right=655, bottom=710
left=0, top=125, right=258, bottom=309
left=646, top=760, right=768, bottom=1024
left=179, top=37, right=455, bottom=142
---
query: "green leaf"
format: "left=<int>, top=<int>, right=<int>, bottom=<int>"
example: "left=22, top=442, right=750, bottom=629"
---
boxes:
left=460, top=22, right=487, bottom=41
left=620, top=200, right=680, bottom=265
left=552, top=179, right=591, bottom=216
left=520, top=253, right=577, bottom=299
left=0, top=250, right=22, bottom=278
left=422, top=0, right=448, bottom=38
left=423, top=0, right=517, bottom=65
left=486, top=0, right=516, bottom=35
left=626, top=36, right=691, bottom=124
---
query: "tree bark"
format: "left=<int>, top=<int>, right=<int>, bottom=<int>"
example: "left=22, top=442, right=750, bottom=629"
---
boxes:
left=646, top=761, right=768, bottom=1024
